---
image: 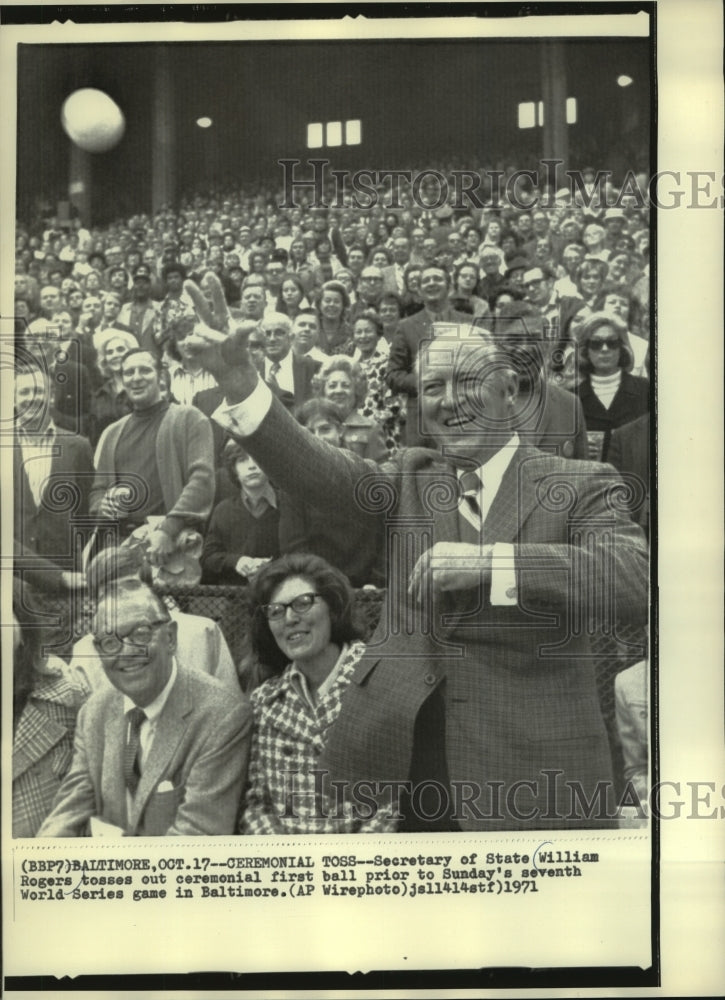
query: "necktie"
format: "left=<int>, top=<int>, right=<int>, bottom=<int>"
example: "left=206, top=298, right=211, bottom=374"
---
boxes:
left=459, top=469, right=482, bottom=530
left=268, top=361, right=281, bottom=390
left=124, top=707, right=146, bottom=794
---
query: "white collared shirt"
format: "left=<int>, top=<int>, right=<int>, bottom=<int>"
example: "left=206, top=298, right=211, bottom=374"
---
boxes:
left=167, top=362, right=218, bottom=407
left=458, top=433, right=520, bottom=605
left=18, top=420, right=57, bottom=507
left=287, top=644, right=351, bottom=714
left=123, top=660, right=178, bottom=775
left=264, top=351, right=295, bottom=395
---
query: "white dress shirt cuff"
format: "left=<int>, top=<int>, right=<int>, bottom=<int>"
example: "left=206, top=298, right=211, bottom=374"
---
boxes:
left=490, top=542, right=517, bottom=605
left=212, top=378, right=274, bottom=438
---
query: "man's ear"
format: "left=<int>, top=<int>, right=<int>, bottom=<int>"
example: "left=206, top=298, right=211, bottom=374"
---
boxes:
left=166, top=619, right=178, bottom=654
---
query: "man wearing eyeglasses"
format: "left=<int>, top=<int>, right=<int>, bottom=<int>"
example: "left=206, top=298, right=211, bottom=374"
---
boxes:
left=38, top=585, right=251, bottom=837
left=260, top=313, right=317, bottom=411
left=351, top=266, right=385, bottom=319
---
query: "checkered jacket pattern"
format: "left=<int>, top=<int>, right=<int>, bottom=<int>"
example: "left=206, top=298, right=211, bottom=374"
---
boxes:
left=240, top=642, right=396, bottom=835
left=13, top=660, right=89, bottom=838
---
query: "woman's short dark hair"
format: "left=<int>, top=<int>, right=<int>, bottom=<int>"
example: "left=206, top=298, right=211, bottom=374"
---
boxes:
left=250, top=553, right=362, bottom=674
left=490, top=284, right=524, bottom=309
left=367, top=244, right=391, bottom=266
left=578, top=311, right=633, bottom=375
left=453, top=260, right=481, bottom=292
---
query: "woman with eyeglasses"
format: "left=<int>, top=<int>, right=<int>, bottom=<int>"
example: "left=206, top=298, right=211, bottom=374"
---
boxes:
left=575, top=312, right=649, bottom=461
left=239, top=553, right=394, bottom=834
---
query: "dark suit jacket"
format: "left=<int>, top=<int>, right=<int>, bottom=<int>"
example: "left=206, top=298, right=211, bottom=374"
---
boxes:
left=38, top=666, right=252, bottom=837
left=512, top=381, right=589, bottom=459
left=14, top=428, right=95, bottom=584
left=237, top=397, right=649, bottom=831
left=607, top=413, right=650, bottom=529
left=577, top=373, right=650, bottom=461
left=277, top=353, right=318, bottom=411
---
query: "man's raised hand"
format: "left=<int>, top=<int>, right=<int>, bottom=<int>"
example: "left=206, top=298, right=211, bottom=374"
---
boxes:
left=182, top=272, right=260, bottom=396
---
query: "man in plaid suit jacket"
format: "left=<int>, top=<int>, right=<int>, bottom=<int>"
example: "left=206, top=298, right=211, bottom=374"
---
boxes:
left=192, top=313, right=649, bottom=832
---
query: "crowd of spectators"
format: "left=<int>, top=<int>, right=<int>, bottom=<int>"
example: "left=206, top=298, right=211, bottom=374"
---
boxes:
left=12, top=159, right=652, bottom=836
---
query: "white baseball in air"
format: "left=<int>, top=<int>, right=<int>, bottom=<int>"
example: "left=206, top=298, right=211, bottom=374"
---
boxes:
left=61, top=88, right=126, bottom=153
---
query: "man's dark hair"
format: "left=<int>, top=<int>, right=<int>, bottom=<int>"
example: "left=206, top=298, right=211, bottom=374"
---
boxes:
left=222, top=438, right=256, bottom=488
left=420, top=262, right=450, bottom=287
left=120, top=347, right=163, bottom=375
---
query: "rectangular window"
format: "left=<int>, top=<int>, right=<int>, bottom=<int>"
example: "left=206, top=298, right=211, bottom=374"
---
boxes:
left=307, top=123, right=323, bottom=149
left=307, top=119, right=362, bottom=148
left=326, top=121, right=342, bottom=147
left=518, top=100, right=575, bottom=128
left=518, top=102, right=536, bottom=129
left=345, top=119, right=361, bottom=144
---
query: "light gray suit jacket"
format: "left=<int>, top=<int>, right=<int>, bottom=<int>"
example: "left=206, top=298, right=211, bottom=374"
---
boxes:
left=38, top=666, right=251, bottom=836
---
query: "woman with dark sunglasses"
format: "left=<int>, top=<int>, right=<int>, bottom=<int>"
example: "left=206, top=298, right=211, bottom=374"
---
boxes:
left=575, top=312, right=649, bottom=461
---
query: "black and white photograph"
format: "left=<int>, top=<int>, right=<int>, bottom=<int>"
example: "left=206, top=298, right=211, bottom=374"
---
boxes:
left=1, top=2, right=722, bottom=995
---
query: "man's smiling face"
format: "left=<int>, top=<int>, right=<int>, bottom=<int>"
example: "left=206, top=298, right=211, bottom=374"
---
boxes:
left=418, top=339, right=517, bottom=464
left=93, top=592, right=177, bottom=707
